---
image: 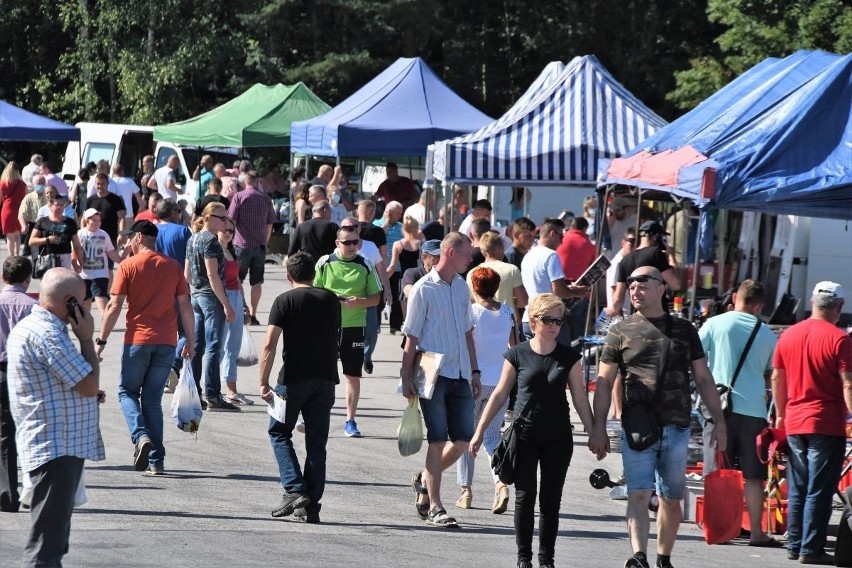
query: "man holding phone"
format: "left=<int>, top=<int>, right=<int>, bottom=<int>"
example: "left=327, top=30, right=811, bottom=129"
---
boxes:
left=7, top=268, right=104, bottom=567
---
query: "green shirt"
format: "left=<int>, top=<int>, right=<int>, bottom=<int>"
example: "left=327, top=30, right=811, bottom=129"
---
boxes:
left=314, top=252, right=382, bottom=328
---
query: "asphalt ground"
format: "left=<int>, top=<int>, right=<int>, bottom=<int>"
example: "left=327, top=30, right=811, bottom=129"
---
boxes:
left=0, top=260, right=837, bottom=567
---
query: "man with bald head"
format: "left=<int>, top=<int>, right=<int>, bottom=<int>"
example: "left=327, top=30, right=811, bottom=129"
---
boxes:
left=589, top=266, right=727, bottom=568
left=7, top=268, right=104, bottom=567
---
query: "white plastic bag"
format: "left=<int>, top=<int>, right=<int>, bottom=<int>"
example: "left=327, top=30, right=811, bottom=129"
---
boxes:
left=237, top=324, right=259, bottom=367
left=171, top=362, right=202, bottom=433
left=397, top=398, right=424, bottom=457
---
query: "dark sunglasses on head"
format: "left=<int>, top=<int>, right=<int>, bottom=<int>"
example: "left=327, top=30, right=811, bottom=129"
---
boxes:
left=339, top=239, right=360, bottom=246
left=536, top=316, right=565, bottom=327
left=627, top=274, right=664, bottom=286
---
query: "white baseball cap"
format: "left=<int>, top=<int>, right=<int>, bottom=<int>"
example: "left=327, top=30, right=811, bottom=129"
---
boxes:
left=812, top=281, right=845, bottom=300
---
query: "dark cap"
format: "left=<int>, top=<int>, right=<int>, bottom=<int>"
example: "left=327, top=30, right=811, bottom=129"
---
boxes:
left=638, top=220, right=668, bottom=236
left=120, top=219, right=159, bottom=238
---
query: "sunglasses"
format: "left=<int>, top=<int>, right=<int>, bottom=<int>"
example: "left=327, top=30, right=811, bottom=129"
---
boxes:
left=210, top=214, right=228, bottom=221
left=536, top=316, right=565, bottom=327
left=340, top=225, right=359, bottom=231
left=627, top=275, right=665, bottom=286
left=623, top=238, right=636, bottom=245
left=223, top=229, right=235, bottom=234
left=339, top=239, right=360, bottom=246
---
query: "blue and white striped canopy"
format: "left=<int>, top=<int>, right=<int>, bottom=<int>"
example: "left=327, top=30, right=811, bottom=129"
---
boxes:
left=430, top=55, right=666, bottom=186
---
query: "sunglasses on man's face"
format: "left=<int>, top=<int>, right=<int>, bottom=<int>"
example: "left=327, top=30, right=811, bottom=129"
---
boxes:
left=536, top=316, right=565, bottom=327
left=339, top=239, right=360, bottom=246
left=340, top=225, right=359, bottom=231
left=627, top=275, right=664, bottom=286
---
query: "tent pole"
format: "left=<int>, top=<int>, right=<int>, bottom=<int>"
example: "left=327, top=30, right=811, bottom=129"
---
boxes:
left=690, top=208, right=702, bottom=320
left=443, top=180, right=450, bottom=237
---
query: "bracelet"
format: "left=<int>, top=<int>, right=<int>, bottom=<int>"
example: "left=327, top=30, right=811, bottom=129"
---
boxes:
left=94, top=337, right=107, bottom=346
left=471, top=369, right=481, bottom=375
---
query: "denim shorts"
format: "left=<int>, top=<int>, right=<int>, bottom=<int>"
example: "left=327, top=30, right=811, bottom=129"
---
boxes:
left=419, top=375, right=475, bottom=443
left=84, top=277, right=110, bottom=300
left=621, top=423, right=690, bottom=499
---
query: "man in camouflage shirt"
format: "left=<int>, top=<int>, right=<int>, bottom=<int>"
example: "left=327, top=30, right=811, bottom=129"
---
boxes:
left=589, top=266, right=726, bottom=568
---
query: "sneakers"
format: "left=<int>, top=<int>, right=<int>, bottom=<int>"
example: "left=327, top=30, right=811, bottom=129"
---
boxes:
left=293, top=507, right=321, bottom=524
left=205, top=398, right=241, bottom=412
left=133, top=436, right=152, bottom=471
left=344, top=419, right=362, bottom=438
left=295, top=419, right=306, bottom=433
left=799, top=553, right=835, bottom=565
left=146, top=462, right=165, bottom=476
left=271, top=492, right=310, bottom=518
left=517, top=561, right=533, bottom=568
left=625, top=553, right=650, bottom=568
left=224, top=392, right=254, bottom=406
left=656, top=556, right=674, bottom=568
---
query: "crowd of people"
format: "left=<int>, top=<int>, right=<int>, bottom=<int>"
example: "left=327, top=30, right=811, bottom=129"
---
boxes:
left=0, top=156, right=850, bottom=568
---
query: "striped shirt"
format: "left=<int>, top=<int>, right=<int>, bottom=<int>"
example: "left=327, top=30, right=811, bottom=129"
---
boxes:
left=402, top=269, right=474, bottom=380
left=0, top=284, right=36, bottom=362
left=7, top=306, right=105, bottom=473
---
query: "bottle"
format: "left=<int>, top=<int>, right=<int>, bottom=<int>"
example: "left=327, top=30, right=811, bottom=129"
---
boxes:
left=671, top=296, right=683, bottom=318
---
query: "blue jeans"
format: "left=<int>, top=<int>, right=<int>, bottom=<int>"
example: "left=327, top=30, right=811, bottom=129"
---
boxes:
left=191, top=292, right=225, bottom=401
left=118, top=344, right=175, bottom=465
left=364, top=305, right=378, bottom=364
left=621, top=424, right=690, bottom=499
left=173, top=303, right=188, bottom=374
left=786, top=434, right=846, bottom=557
left=220, top=289, right=243, bottom=383
left=268, top=380, right=335, bottom=515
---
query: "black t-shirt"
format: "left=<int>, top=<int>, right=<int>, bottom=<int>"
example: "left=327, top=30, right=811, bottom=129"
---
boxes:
left=288, top=218, right=339, bottom=263
left=86, top=193, right=126, bottom=246
left=421, top=220, right=444, bottom=242
left=195, top=195, right=231, bottom=217
left=268, top=287, right=341, bottom=385
left=35, top=217, right=78, bottom=254
left=505, top=341, right=581, bottom=420
left=360, top=222, right=387, bottom=249
left=616, top=246, right=671, bottom=283
left=504, top=247, right=525, bottom=270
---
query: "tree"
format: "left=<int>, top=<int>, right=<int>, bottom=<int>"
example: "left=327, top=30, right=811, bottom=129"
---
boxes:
left=668, top=0, right=852, bottom=111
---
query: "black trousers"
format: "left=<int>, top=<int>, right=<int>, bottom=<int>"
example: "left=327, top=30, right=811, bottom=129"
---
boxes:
left=389, top=272, right=403, bottom=330
left=0, top=362, right=19, bottom=512
left=24, top=455, right=84, bottom=568
left=513, top=414, right=574, bottom=564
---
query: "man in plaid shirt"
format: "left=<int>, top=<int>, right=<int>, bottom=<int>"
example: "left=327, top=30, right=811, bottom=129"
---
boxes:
left=7, top=268, right=104, bottom=567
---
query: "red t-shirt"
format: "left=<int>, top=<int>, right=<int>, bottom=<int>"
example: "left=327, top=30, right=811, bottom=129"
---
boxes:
left=773, top=318, right=852, bottom=436
left=111, top=250, right=191, bottom=346
left=556, top=229, right=597, bottom=281
left=375, top=177, right=415, bottom=204
left=223, top=259, right=240, bottom=291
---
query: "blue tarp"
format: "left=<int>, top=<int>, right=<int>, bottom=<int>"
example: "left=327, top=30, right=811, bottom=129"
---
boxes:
left=290, top=57, right=492, bottom=157
left=431, top=55, right=667, bottom=186
left=0, top=100, right=80, bottom=142
left=600, top=50, right=852, bottom=220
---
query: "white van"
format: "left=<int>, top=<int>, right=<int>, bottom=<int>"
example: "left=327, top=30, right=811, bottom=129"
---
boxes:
left=61, top=122, right=242, bottom=211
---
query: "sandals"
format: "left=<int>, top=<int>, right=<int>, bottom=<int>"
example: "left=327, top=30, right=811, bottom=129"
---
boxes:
left=492, top=485, right=510, bottom=514
left=412, top=472, right=430, bottom=520
left=455, top=488, right=472, bottom=509
left=426, top=507, right=459, bottom=528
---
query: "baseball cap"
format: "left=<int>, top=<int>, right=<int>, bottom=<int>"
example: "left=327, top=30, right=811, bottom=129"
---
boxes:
left=639, top=220, right=669, bottom=236
left=421, top=239, right=442, bottom=256
left=120, top=219, right=159, bottom=238
left=812, top=281, right=845, bottom=300
left=82, top=208, right=101, bottom=222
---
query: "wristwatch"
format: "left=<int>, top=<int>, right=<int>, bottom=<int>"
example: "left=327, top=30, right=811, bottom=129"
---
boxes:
left=95, top=337, right=107, bottom=346
left=472, top=369, right=481, bottom=375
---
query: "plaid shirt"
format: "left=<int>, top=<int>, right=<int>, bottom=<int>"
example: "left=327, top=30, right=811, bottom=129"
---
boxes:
left=7, top=306, right=105, bottom=473
left=228, top=186, right=275, bottom=249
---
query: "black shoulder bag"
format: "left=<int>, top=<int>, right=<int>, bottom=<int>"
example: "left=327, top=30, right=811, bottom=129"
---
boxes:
left=492, top=383, right=540, bottom=485
left=621, top=315, right=672, bottom=452
left=699, top=317, right=762, bottom=424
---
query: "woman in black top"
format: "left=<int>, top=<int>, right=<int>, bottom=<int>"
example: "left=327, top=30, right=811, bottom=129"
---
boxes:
left=470, top=293, right=603, bottom=568
left=29, top=194, right=83, bottom=272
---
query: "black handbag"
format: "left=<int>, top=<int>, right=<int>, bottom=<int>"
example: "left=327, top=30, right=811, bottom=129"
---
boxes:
left=622, top=315, right=671, bottom=452
left=491, top=386, right=540, bottom=485
left=33, top=251, right=61, bottom=279
left=699, top=317, right=762, bottom=423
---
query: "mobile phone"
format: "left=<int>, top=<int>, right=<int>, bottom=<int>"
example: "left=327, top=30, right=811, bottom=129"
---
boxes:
left=66, top=297, right=81, bottom=324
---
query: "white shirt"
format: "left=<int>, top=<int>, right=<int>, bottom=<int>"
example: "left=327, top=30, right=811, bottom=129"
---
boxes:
left=606, top=250, right=631, bottom=312
left=78, top=228, right=115, bottom=280
left=153, top=166, right=178, bottom=200
left=520, top=245, right=565, bottom=322
left=471, top=303, right=514, bottom=386
left=458, top=214, right=475, bottom=237
left=358, top=239, right=382, bottom=266
left=405, top=203, right=426, bottom=224
left=111, top=176, right=140, bottom=216
left=86, top=177, right=119, bottom=198
left=22, top=162, right=40, bottom=188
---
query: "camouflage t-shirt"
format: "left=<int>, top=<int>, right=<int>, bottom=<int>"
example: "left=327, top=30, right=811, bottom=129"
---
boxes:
left=600, top=313, right=705, bottom=427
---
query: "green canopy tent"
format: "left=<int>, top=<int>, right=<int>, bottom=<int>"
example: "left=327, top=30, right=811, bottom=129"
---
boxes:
left=153, top=82, right=331, bottom=147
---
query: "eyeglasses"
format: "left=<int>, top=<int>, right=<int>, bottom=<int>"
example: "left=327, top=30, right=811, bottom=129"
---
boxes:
left=339, top=239, right=360, bottom=246
left=627, top=275, right=665, bottom=286
left=623, top=238, right=636, bottom=245
left=535, top=316, right=565, bottom=327
left=210, top=214, right=228, bottom=221
left=340, top=225, right=359, bottom=231
left=224, top=229, right=235, bottom=234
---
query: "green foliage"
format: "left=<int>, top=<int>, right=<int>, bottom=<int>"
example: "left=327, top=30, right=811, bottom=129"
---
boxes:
left=669, top=0, right=852, bottom=111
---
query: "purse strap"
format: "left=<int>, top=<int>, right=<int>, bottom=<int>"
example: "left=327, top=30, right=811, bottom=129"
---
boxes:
left=729, top=317, right=762, bottom=391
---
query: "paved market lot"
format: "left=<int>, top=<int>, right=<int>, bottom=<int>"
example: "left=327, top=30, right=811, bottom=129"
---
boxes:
left=0, top=261, right=824, bottom=567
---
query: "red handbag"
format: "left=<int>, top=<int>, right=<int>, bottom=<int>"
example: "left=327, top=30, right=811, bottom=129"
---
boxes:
left=702, top=451, right=744, bottom=544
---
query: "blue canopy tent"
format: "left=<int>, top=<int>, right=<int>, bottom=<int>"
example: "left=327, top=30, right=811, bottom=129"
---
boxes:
left=430, top=55, right=667, bottom=186
left=0, top=100, right=80, bottom=142
left=290, top=57, right=493, bottom=158
left=598, top=50, right=852, bottom=220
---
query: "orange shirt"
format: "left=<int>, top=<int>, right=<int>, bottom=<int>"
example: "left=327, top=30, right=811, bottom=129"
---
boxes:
left=111, top=250, right=190, bottom=346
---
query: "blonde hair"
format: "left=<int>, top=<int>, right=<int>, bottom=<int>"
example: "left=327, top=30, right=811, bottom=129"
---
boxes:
left=527, top=293, right=566, bottom=321
left=479, top=231, right=504, bottom=258
left=402, top=215, right=420, bottom=236
left=193, top=201, right=226, bottom=232
left=1, top=161, right=22, bottom=184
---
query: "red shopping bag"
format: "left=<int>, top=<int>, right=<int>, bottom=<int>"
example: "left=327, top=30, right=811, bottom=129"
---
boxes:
left=702, top=451, right=744, bottom=544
